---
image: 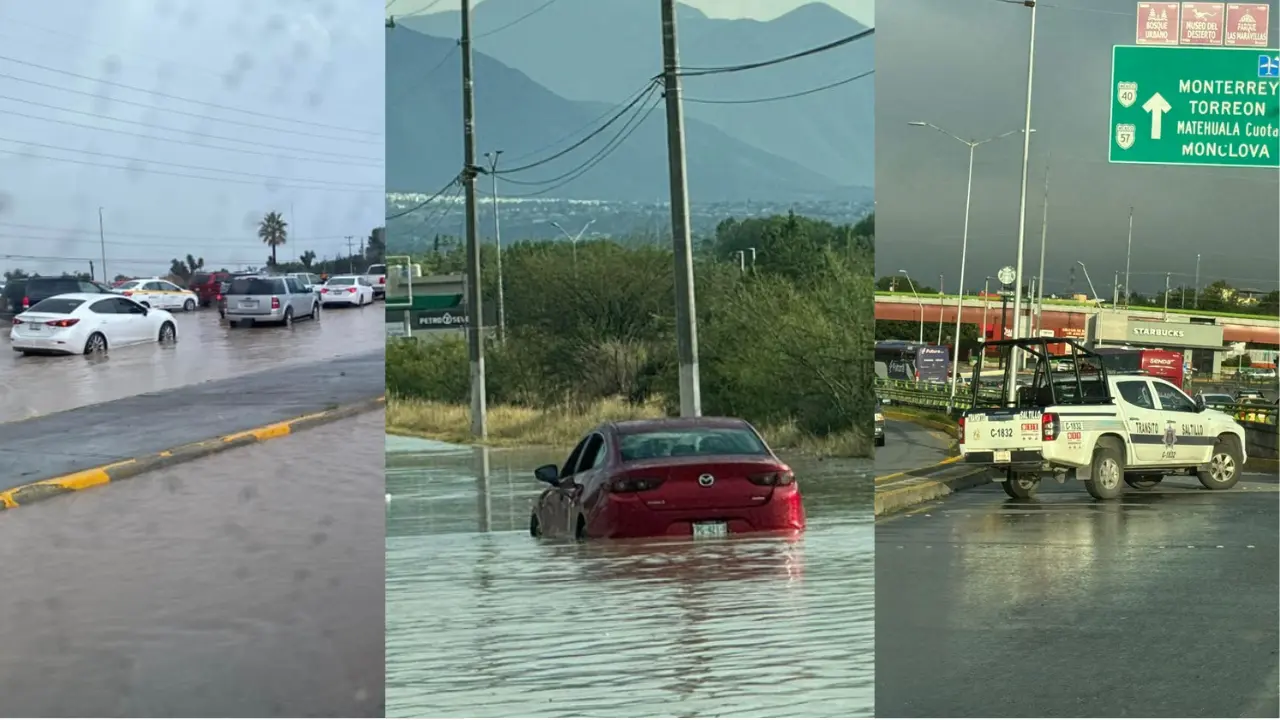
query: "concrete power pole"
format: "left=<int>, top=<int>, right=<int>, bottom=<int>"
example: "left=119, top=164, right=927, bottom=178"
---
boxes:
left=98, top=206, right=107, bottom=282
left=345, top=236, right=355, bottom=273
left=1124, top=205, right=1134, bottom=308
left=461, top=0, right=487, bottom=439
left=660, top=0, right=701, bottom=417
left=484, top=150, right=507, bottom=344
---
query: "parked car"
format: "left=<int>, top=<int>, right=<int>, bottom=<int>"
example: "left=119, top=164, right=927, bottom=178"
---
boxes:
left=364, top=264, right=386, bottom=299
left=2, top=277, right=26, bottom=314
left=529, top=417, right=805, bottom=541
left=112, top=277, right=199, bottom=311
left=15, top=276, right=112, bottom=313
left=188, top=270, right=231, bottom=307
left=874, top=401, right=885, bottom=447
left=10, top=293, right=176, bottom=356
left=319, top=275, right=375, bottom=307
left=223, top=275, right=320, bottom=327
left=285, top=272, right=323, bottom=293
left=1195, top=392, right=1235, bottom=411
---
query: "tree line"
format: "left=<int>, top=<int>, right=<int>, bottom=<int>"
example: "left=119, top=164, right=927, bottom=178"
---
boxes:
left=387, top=212, right=876, bottom=445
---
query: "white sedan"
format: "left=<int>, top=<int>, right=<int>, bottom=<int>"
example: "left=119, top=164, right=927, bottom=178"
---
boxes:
left=319, top=275, right=375, bottom=307
left=10, top=293, right=177, bottom=356
left=113, top=278, right=199, bottom=311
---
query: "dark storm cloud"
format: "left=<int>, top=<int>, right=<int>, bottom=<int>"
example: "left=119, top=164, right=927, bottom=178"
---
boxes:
left=876, top=0, right=1279, bottom=295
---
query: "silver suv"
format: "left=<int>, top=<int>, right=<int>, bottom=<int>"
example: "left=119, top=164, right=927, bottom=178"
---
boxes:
left=224, top=275, right=319, bottom=327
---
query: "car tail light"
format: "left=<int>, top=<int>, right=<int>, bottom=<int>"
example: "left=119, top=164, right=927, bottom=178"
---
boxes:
left=347, top=287, right=357, bottom=294
left=11, top=317, right=22, bottom=325
left=1042, top=412, right=1059, bottom=441
left=609, top=476, right=664, bottom=493
left=958, top=415, right=966, bottom=442
left=748, top=470, right=796, bottom=486
left=45, top=318, right=79, bottom=328
left=216, top=294, right=222, bottom=301
left=121, top=290, right=133, bottom=296
left=271, top=296, right=280, bottom=310
left=320, top=288, right=329, bottom=294
left=378, top=276, right=385, bottom=284
left=21, top=296, right=29, bottom=309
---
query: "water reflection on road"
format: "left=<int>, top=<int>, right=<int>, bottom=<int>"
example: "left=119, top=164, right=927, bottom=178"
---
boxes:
left=385, top=437, right=875, bottom=718
left=0, top=304, right=382, bottom=423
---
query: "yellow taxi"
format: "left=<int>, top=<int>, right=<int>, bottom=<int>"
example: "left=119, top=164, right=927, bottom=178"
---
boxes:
left=112, top=277, right=200, bottom=312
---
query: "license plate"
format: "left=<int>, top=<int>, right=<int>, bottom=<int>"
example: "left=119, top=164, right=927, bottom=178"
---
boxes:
left=25, top=325, right=41, bottom=332
left=692, top=522, right=728, bottom=539
left=994, top=450, right=1011, bottom=463
left=239, top=300, right=257, bottom=308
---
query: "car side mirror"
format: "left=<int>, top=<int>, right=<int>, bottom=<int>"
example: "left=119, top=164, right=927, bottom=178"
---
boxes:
left=1194, top=396, right=1206, bottom=412
left=534, top=464, right=560, bottom=485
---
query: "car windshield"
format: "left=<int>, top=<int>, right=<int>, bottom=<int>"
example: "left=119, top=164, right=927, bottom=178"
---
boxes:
left=368, top=265, right=386, bottom=274
left=26, top=297, right=85, bottom=314
left=327, top=277, right=357, bottom=285
left=618, top=427, right=768, bottom=461
left=229, top=277, right=283, bottom=295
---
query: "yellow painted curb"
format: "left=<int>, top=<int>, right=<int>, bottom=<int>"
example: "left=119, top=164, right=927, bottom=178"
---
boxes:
left=875, top=455, right=961, bottom=485
left=0, top=395, right=386, bottom=511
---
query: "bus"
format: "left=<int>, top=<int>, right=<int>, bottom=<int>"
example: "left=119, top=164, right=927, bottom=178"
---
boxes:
left=875, top=341, right=951, bottom=383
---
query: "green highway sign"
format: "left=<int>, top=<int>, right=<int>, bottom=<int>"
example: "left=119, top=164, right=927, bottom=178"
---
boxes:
left=1109, top=45, right=1280, bottom=168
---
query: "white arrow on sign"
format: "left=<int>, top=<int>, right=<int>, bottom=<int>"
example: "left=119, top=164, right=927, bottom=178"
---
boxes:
left=1142, top=92, right=1172, bottom=140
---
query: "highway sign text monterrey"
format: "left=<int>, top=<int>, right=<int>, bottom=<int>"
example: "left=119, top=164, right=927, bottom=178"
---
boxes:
left=1109, top=45, right=1280, bottom=168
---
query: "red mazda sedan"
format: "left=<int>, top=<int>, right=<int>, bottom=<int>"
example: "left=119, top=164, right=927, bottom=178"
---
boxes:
left=529, top=417, right=806, bottom=541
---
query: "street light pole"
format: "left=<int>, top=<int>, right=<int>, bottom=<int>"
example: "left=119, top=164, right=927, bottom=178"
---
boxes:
left=1007, top=0, right=1038, bottom=403
left=550, top=219, right=595, bottom=269
left=900, top=269, right=924, bottom=344
left=906, top=121, right=1029, bottom=408
left=1194, top=252, right=1201, bottom=308
left=98, top=206, right=107, bottom=282
left=1163, top=272, right=1171, bottom=320
left=1124, top=205, right=1134, bottom=308
left=484, top=149, right=506, bottom=343
left=937, top=273, right=945, bottom=346
left=1034, top=149, right=1050, bottom=336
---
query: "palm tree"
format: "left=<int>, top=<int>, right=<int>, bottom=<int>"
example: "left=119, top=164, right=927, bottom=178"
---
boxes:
left=258, top=211, right=288, bottom=267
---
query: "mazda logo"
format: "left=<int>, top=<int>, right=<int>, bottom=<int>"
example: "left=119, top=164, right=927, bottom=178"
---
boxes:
left=697, top=473, right=715, bottom=487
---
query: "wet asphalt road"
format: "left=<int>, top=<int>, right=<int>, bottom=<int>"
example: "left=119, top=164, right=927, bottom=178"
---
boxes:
left=0, top=410, right=386, bottom=717
left=0, top=303, right=382, bottom=423
left=875, top=419, right=953, bottom=476
left=0, top=351, right=384, bottom=489
left=385, top=437, right=875, bottom=718
left=876, top=475, right=1280, bottom=717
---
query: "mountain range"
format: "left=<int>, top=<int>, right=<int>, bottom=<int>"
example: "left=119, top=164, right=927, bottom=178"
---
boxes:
left=387, top=1, right=873, bottom=203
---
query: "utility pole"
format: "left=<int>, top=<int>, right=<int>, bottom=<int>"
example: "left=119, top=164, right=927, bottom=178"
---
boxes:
left=1163, top=272, right=1171, bottom=320
left=937, top=273, right=945, bottom=346
left=484, top=150, right=506, bottom=343
left=1124, top=205, right=1134, bottom=308
left=1034, top=150, right=1050, bottom=336
left=1194, top=252, right=1201, bottom=308
left=96, top=206, right=105, bottom=281
left=1006, top=0, right=1038, bottom=402
left=461, top=0, right=487, bottom=438
left=345, top=236, right=355, bottom=273
left=660, top=0, right=701, bottom=417
left=89, top=260, right=94, bottom=281
left=1113, top=271, right=1120, bottom=307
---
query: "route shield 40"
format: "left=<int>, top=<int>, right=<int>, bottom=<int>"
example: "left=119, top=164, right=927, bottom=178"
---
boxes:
left=1109, top=44, right=1280, bottom=168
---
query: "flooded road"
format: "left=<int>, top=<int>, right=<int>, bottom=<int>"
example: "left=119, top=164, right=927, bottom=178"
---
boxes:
left=876, top=477, right=1280, bottom=717
left=385, top=437, right=875, bottom=718
left=0, top=303, right=382, bottom=423
left=0, top=410, right=386, bottom=717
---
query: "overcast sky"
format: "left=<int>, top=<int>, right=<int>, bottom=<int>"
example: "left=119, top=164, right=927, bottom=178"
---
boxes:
left=877, top=0, right=1279, bottom=296
left=389, top=0, right=873, bottom=25
left=0, top=0, right=384, bottom=279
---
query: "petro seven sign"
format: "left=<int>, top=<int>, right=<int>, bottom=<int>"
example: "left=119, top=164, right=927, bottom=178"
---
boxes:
left=1110, top=45, right=1280, bottom=168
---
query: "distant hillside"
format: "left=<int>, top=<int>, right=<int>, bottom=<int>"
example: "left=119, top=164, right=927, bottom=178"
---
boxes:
left=387, top=28, right=865, bottom=203
left=398, top=0, right=874, bottom=188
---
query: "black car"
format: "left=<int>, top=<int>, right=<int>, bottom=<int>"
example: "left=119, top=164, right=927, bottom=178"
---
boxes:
left=2, top=277, right=26, bottom=314
left=11, top=276, right=111, bottom=313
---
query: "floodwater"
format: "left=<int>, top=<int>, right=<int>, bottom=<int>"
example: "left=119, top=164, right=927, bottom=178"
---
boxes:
left=385, top=437, right=875, bottom=718
left=0, top=410, right=386, bottom=717
left=0, top=303, right=382, bottom=423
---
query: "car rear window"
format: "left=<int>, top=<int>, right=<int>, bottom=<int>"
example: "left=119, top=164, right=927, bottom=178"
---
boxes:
left=229, top=277, right=283, bottom=295
left=368, top=265, right=386, bottom=274
left=29, top=278, right=79, bottom=292
left=191, top=272, right=211, bottom=284
left=618, top=427, right=768, bottom=461
left=26, top=297, right=85, bottom=314
left=328, top=276, right=357, bottom=284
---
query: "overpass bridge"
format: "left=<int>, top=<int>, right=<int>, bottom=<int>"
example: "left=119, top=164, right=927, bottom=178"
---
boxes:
left=874, top=294, right=1279, bottom=346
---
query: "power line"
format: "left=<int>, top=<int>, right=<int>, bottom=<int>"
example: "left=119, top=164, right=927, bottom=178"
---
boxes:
left=0, top=220, right=355, bottom=243
left=1, top=252, right=264, bottom=266
left=683, top=68, right=873, bottom=105
left=0, top=148, right=380, bottom=193
left=474, top=0, right=561, bottom=40
left=503, top=80, right=659, bottom=164
left=397, top=0, right=449, bottom=19
left=0, top=94, right=383, bottom=162
left=387, top=176, right=461, bottom=220
left=671, top=27, right=874, bottom=78
left=494, top=80, right=660, bottom=176
left=0, top=72, right=382, bottom=145
left=419, top=184, right=466, bottom=236
left=1, top=106, right=383, bottom=168
left=0, top=54, right=381, bottom=137
left=390, top=45, right=458, bottom=103
left=0, top=222, right=355, bottom=245
left=0, top=136, right=380, bottom=190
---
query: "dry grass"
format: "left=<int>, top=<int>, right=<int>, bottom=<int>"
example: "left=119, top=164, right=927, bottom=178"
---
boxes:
left=387, top=395, right=869, bottom=458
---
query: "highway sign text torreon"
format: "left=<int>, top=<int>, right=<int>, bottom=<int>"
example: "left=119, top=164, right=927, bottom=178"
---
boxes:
left=1110, top=45, right=1280, bottom=168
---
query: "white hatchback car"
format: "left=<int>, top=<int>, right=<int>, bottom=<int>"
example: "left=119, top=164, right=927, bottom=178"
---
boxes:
left=10, top=293, right=177, bottom=356
left=319, top=275, right=376, bottom=307
left=113, top=277, right=199, bottom=312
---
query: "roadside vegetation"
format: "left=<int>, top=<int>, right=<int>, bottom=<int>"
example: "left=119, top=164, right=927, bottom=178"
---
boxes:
left=386, top=212, right=876, bottom=456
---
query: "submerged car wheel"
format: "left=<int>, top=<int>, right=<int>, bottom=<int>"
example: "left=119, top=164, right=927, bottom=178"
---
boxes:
left=83, top=332, right=107, bottom=355
left=1198, top=438, right=1242, bottom=491
left=158, top=321, right=177, bottom=343
left=574, top=514, right=587, bottom=542
left=282, top=307, right=294, bottom=327
left=529, top=512, right=541, bottom=538
left=1001, top=472, right=1039, bottom=499
left=182, top=298, right=195, bottom=312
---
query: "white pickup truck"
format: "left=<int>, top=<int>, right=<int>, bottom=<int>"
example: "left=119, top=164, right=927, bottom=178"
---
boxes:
left=960, top=338, right=1247, bottom=500
left=364, top=264, right=386, bottom=299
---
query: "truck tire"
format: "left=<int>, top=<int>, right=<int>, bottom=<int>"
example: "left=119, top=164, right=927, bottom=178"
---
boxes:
left=1001, top=472, right=1039, bottom=499
left=1084, top=444, right=1124, bottom=500
left=1198, top=437, right=1242, bottom=491
left=1125, top=474, right=1162, bottom=490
